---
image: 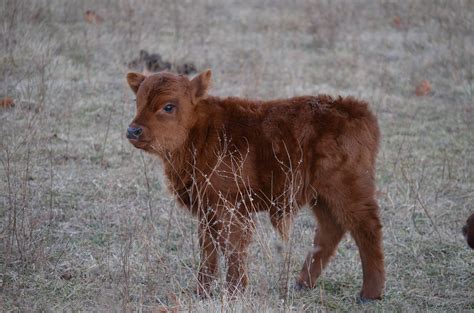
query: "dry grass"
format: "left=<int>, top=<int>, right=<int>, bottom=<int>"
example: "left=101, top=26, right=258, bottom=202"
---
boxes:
left=1, top=0, right=473, bottom=311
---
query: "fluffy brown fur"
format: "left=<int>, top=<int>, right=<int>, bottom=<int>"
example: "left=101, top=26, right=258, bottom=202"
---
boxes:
left=126, top=70, right=385, bottom=300
left=462, top=213, right=474, bottom=249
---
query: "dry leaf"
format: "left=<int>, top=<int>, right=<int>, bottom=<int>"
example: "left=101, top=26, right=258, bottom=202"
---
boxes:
left=0, top=97, right=14, bottom=108
left=84, top=10, right=104, bottom=24
left=415, top=80, right=432, bottom=96
left=392, top=16, right=402, bottom=29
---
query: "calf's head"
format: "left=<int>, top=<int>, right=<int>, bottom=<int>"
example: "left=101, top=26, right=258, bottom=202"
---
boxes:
left=126, top=70, right=212, bottom=154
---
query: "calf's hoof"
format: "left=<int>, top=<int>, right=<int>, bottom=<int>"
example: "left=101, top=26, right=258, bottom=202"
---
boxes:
left=194, top=285, right=212, bottom=299
left=358, top=291, right=382, bottom=304
left=294, top=280, right=310, bottom=292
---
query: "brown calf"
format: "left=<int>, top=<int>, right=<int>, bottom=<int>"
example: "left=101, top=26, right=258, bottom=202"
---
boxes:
left=126, top=70, right=385, bottom=301
left=463, top=213, right=474, bottom=249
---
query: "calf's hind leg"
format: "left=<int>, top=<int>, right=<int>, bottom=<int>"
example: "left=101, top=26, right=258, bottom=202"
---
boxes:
left=297, top=199, right=346, bottom=289
left=347, top=200, right=385, bottom=301
left=296, top=196, right=385, bottom=301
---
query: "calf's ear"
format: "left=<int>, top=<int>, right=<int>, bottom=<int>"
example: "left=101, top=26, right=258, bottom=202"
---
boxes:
left=190, top=70, right=212, bottom=104
left=126, top=72, right=146, bottom=94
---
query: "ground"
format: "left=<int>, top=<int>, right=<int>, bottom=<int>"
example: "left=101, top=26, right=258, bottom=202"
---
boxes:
left=1, top=0, right=473, bottom=311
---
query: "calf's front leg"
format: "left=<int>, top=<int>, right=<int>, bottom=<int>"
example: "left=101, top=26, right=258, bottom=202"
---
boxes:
left=219, top=215, right=254, bottom=296
left=196, top=220, right=219, bottom=297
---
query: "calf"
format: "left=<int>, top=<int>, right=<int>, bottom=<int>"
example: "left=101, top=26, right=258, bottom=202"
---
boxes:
left=462, top=213, right=474, bottom=249
left=126, top=70, right=385, bottom=301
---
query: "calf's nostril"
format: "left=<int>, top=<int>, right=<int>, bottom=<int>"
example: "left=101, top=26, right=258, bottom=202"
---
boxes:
left=127, top=126, right=143, bottom=139
left=133, top=128, right=142, bottom=137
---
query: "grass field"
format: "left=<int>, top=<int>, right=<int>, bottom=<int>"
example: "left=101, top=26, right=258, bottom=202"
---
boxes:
left=1, top=0, right=473, bottom=311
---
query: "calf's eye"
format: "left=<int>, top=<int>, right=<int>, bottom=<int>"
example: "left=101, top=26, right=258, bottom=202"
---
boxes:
left=163, top=103, right=175, bottom=113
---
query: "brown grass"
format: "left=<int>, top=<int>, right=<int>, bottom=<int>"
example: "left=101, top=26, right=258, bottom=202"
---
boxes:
left=1, top=0, right=473, bottom=311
